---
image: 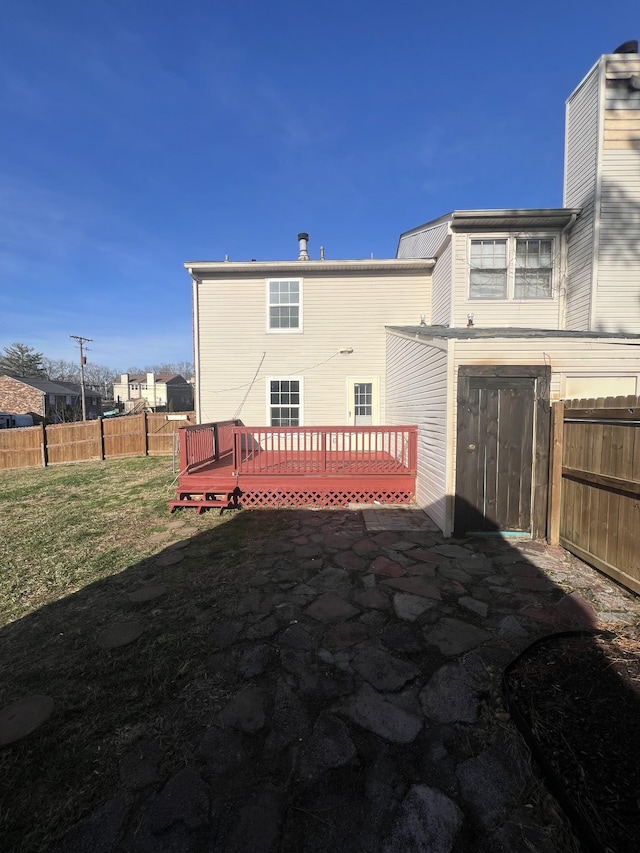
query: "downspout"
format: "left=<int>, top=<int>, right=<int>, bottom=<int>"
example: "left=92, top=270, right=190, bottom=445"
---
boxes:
left=189, top=269, right=202, bottom=424
left=559, top=212, right=578, bottom=329
left=444, top=336, right=456, bottom=537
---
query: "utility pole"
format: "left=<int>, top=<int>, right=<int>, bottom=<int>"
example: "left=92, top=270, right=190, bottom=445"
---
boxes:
left=70, top=335, right=92, bottom=421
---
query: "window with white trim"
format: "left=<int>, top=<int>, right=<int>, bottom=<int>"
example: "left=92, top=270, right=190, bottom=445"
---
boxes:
left=267, top=279, right=302, bottom=331
left=515, top=239, right=553, bottom=298
left=268, top=379, right=301, bottom=426
left=469, top=237, right=554, bottom=300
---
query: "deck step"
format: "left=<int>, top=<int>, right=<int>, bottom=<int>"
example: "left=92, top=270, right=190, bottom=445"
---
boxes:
left=169, top=487, right=241, bottom=514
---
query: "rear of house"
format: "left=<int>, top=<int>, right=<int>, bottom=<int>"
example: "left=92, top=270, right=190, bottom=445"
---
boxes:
left=187, top=249, right=433, bottom=428
left=184, top=45, right=640, bottom=536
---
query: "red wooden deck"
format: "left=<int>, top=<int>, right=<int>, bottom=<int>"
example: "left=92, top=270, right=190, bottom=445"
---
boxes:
left=169, top=422, right=417, bottom=512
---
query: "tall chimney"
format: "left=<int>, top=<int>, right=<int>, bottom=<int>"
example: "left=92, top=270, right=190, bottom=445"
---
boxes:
left=297, top=232, right=310, bottom=261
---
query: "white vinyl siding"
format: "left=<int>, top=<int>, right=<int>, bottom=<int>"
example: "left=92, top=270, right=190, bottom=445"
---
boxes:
left=386, top=332, right=450, bottom=534
left=564, top=61, right=600, bottom=330
left=431, top=240, right=452, bottom=325
left=451, top=336, right=640, bottom=402
left=195, top=266, right=431, bottom=425
left=451, top=232, right=561, bottom=328
left=591, top=59, right=640, bottom=334
left=564, top=54, right=640, bottom=334
left=595, top=149, right=640, bottom=332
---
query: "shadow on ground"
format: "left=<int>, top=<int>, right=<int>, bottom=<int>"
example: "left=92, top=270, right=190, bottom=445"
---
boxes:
left=1, top=501, right=640, bottom=853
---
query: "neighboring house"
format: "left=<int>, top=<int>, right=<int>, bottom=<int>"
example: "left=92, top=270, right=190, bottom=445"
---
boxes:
left=0, top=376, right=102, bottom=423
left=187, top=45, right=640, bottom=539
left=113, top=373, right=193, bottom=412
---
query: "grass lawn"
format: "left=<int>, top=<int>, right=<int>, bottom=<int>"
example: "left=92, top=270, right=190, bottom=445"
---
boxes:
left=0, top=457, right=286, bottom=852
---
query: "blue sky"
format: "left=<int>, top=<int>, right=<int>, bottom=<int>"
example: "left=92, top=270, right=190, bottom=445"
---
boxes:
left=0, top=0, right=636, bottom=369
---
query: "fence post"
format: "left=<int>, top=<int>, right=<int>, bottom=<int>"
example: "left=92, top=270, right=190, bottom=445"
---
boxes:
left=178, top=426, right=188, bottom=473
left=99, top=417, right=105, bottom=460
left=40, top=422, right=48, bottom=468
left=547, top=400, right=564, bottom=546
left=143, top=411, right=149, bottom=456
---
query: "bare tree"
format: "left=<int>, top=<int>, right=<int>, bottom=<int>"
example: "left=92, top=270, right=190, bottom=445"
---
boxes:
left=42, top=358, right=79, bottom=382
left=126, top=362, right=194, bottom=380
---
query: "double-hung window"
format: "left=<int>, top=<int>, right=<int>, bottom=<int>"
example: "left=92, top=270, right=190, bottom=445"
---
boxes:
left=268, top=379, right=301, bottom=426
left=469, top=240, right=508, bottom=298
left=267, top=279, right=302, bottom=331
left=469, top=237, right=554, bottom=300
left=514, top=239, right=553, bottom=298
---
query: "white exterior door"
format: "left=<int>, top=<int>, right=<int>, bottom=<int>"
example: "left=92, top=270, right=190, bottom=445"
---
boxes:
left=347, top=377, right=379, bottom=426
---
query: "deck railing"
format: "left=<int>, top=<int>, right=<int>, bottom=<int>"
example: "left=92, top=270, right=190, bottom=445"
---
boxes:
left=232, top=426, right=417, bottom=476
left=180, top=419, right=241, bottom=473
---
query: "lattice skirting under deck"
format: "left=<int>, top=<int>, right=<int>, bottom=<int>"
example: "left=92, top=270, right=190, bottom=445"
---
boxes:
left=237, top=487, right=415, bottom=508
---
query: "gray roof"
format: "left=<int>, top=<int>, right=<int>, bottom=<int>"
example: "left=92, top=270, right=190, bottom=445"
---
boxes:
left=399, top=208, right=581, bottom=239
left=387, top=325, right=640, bottom=341
left=3, top=376, right=102, bottom=396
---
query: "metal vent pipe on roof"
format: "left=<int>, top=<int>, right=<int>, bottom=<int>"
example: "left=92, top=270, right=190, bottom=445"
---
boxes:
left=298, top=232, right=310, bottom=260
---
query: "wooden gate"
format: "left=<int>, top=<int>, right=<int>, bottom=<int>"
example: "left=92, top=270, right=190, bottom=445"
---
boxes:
left=455, top=366, right=550, bottom=537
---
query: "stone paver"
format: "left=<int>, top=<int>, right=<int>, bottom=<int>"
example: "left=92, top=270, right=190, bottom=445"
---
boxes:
left=382, top=785, right=464, bottom=853
left=305, top=593, right=360, bottom=622
left=297, top=712, right=357, bottom=780
left=339, top=687, right=423, bottom=743
left=393, top=592, right=435, bottom=621
left=370, top=555, right=406, bottom=577
left=419, top=662, right=482, bottom=723
left=425, top=617, right=492, bottom=656
left=351, top=647, right=419, bottom=691
left=52, top=506, right=640, bottom=853
left=382, top=576, right=442, bottom=599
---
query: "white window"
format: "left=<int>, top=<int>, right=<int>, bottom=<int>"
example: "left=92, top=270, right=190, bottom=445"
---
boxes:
left=470, top=240, right=507, bottom=298
left=469, top=237, right=554, bottom=300
left=268, top=378, right=302, bottom=426
left=515, top=239, right=553, bottom=298
left=267, top=279, right=302, bottom=331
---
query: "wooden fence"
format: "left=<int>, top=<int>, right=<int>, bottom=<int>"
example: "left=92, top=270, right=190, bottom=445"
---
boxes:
left=0, top=413, right=195, bottom=471
left=548, top=396, right=640, bottom=594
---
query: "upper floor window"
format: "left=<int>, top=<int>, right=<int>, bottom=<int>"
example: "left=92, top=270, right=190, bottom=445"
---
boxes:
left=469, top=240, right=507, bottom=298
left=515, top=239, right=553, bottom=298
left=267, top=279, right=302, bottom=331
left=469, top=237, right=554, bottom=300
